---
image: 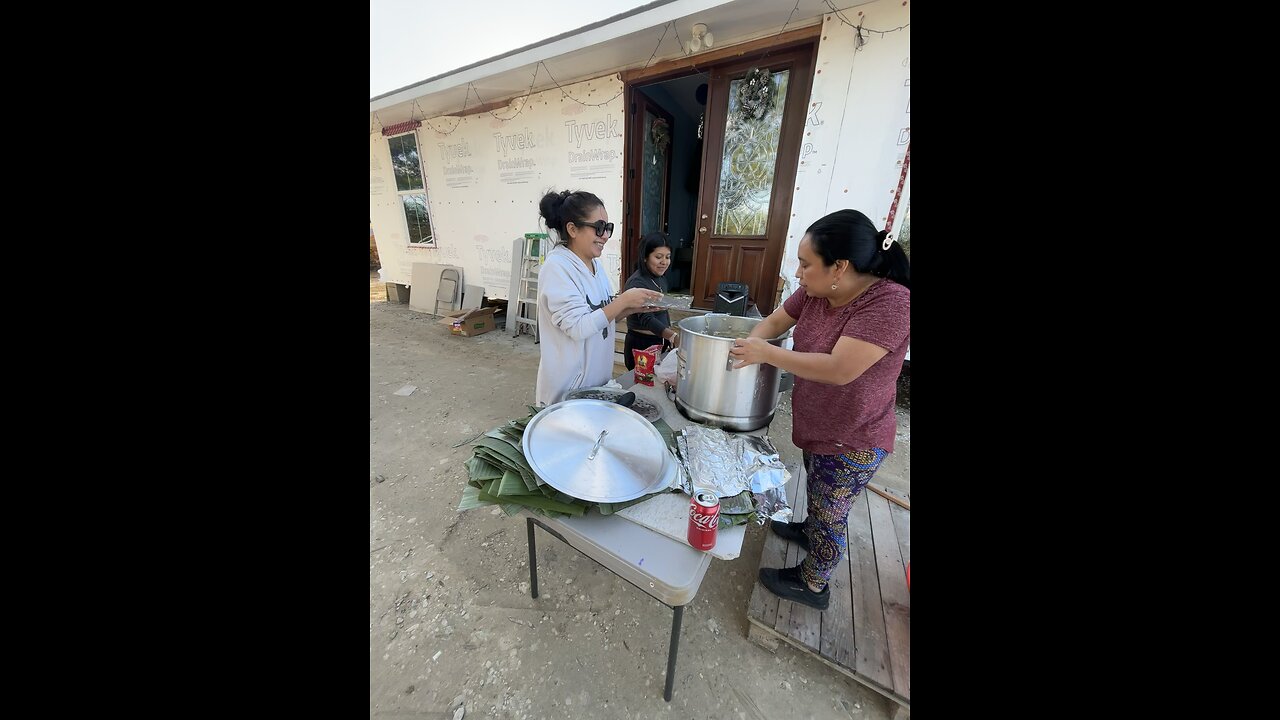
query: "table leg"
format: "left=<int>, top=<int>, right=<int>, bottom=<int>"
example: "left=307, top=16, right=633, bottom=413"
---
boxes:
left=527, top=516, right=539, bottom=599
left=663, top=604, right=684, bottom=701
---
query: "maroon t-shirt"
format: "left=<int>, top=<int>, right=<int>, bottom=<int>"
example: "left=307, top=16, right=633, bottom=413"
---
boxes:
left=783, top=279, right=910, bottom=454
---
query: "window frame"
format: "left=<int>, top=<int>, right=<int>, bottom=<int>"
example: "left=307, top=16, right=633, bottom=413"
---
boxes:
left=387, top=129, right=437, bottom=247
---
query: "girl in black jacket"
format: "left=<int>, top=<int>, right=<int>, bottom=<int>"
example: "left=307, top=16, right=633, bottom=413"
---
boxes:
left=623, top=232, right=679, bottom=370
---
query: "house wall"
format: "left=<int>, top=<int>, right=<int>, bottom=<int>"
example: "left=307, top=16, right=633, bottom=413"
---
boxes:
left=371, top=0, right=910, bottom=304
left=370, top=76, right=627, bottom=298
left=780, top=0, right=911, bottom=298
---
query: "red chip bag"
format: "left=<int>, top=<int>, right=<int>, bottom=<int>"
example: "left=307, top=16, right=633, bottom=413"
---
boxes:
left=633, top=344, right=662, bottom=386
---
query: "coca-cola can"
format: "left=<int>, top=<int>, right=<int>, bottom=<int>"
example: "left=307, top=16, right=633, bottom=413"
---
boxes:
left=687, top=490, right=719, bottom=551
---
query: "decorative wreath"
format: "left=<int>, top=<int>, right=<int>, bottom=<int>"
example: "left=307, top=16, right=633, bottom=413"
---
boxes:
left=650, top=117, right=671, bottom=153
left=737, top=68, right=776, bottom=122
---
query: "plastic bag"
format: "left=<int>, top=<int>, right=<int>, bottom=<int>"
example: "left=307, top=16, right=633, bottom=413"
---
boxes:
left=655, top=347, right=679, bottom=385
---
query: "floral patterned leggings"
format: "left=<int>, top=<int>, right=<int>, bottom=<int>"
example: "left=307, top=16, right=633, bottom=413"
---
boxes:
left=800, top=447, right=889, bottom=590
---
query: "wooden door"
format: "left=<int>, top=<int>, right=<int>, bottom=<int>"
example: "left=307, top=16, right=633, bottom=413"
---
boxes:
left=623, top=88, right=675, bottom=282
left=691, top=46, right=814, bottom=314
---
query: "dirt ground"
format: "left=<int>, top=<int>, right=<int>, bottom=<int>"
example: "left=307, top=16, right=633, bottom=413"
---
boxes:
left=370, top=272, right=911, bottom=719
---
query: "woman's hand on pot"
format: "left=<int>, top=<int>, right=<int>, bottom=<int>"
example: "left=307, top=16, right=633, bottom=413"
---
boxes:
left=666, top=330, right=680, bottom=349
left=729, top=337, right=769, bottom=369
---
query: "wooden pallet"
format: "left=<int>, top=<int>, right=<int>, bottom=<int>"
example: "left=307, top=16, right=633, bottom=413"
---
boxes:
left=747, top=463, right=911, bottom=718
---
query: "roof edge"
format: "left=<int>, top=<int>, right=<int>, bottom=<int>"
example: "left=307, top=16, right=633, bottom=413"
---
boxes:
left=370, top=0, right=683, bottom=103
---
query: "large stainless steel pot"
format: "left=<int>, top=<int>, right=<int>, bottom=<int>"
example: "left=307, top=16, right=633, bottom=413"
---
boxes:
left=675, top=314, right=789, bottom=431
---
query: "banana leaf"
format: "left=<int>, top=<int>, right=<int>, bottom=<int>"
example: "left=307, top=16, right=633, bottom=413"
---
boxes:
left=457, top=485, right=497, bottom=511
left=465, top=455, right=504, bottom=481
left=477, top=488, right=587, bottom=516
left=485, top=427, right=524, bottom=447
left=473, top=437, right=531, bottom=469
left=495, top=470, right=540, bottom=496
left=597, top=488, right=675, bottom=514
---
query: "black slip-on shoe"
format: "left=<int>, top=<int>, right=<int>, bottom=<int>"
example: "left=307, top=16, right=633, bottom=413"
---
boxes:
left=769, top=521, right=810, bottom=552
left=759, top=565, right=830, bottom=610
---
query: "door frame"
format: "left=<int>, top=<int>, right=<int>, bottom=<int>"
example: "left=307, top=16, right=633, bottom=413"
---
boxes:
left=690, top=44, right=816, bottom=314
left=620, top=24, right=821, bottom=291
left=622, top=87, right=676, bottom=280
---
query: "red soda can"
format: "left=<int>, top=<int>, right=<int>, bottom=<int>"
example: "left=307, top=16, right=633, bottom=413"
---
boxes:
left=687, top=490, right=719, bottom=551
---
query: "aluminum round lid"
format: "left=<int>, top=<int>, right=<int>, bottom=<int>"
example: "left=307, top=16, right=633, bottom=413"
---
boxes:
left=522, top=399, right=671, bottom=503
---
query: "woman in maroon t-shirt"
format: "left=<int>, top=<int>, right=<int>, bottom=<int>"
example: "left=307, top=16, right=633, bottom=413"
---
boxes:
left=729, top=209, right=910, bottom=611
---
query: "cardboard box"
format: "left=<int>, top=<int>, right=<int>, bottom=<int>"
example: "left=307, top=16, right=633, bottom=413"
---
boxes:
left=437, top=306, right=497, bottom=337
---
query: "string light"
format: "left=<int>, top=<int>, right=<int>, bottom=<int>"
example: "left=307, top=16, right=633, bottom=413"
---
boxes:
left=422, top=88, right=469, bottom=136
left=372, top=5, right=904, bottom=132
left=670, top=22, right=691, bottom=59
left=539, top=17, right=679, bottom=108
left=539, top=61, right=624, bottom=107
left=468, top=62, right=541, bottom=122
left=641, top=21, right=673, bottom=70
left=822, top=0, right=910, bottom=40
left=760, top=0, right=801, bottom=62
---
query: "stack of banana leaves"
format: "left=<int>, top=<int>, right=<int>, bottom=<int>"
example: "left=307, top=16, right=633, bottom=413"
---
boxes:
left=457, top=408, right=757, bottom=527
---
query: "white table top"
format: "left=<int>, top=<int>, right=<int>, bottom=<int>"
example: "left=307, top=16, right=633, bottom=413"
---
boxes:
left=602, top=373, right=778, bottom=561
left=523, top=508, right=712, bottom=606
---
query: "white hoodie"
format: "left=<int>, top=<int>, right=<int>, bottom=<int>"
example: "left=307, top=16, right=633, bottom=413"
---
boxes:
left=534, top=244, right=617, bottom=406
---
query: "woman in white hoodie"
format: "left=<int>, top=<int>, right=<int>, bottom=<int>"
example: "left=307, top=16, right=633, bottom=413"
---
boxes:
left=535, top=190, right=661, bottom=406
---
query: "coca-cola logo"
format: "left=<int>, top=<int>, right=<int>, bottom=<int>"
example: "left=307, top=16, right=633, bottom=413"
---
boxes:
left=689, top=507, right=719, bottom=531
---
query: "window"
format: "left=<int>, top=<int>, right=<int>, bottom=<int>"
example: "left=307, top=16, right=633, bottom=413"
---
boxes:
left=388, top=132, right=435, bottom=245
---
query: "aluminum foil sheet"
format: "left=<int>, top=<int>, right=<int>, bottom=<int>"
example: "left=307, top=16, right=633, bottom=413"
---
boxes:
left=682, top=425, right=745, bottom=497
left=753, top=486, right=793, bottom=524
left=740, top=435, right=789, bottom=493
left=680, top=425, right=792, bottom=498
left=667, top=444, right=691, bottom=493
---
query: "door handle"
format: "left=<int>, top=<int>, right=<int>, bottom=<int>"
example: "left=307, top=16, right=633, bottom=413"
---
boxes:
left=699, top=227, right=707, bottom=233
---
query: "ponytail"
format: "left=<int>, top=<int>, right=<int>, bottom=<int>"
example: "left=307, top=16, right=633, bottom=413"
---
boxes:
left=538, top=189, right=604, bottom=247
left=806, top=209, right=911, bottom=289
left=865, top=230, right=911, bottom=289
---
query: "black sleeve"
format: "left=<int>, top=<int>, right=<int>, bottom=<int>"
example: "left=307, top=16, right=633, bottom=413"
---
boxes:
left=623, top=271, right=669, bottom=336
left=630, top=308, right=669, bottom=336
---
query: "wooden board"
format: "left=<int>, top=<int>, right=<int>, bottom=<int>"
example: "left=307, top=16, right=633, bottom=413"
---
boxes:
left=746, top=474, right=910, bottom=712
left=848, top=490, right=893, bottom=689
left=746, top=614, right=910, bottom=711
left=868, top=492, right=910, bottom=698
left=747, top=465, right=804, bottom=629
left=820, top=518, right=856, bottom=668
left=782, top=478, right=822, bottom=649
left=886, top=487, right=911, bottom=569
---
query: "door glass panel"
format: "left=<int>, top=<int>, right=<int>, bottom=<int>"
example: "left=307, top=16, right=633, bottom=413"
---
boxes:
left=714, top=69, right=790, bottom=236
left=641, top=110, right=666, bottom=236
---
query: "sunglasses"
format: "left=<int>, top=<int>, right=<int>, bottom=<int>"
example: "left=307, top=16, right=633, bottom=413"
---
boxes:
left=573, top=220, right=615, bottom=238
